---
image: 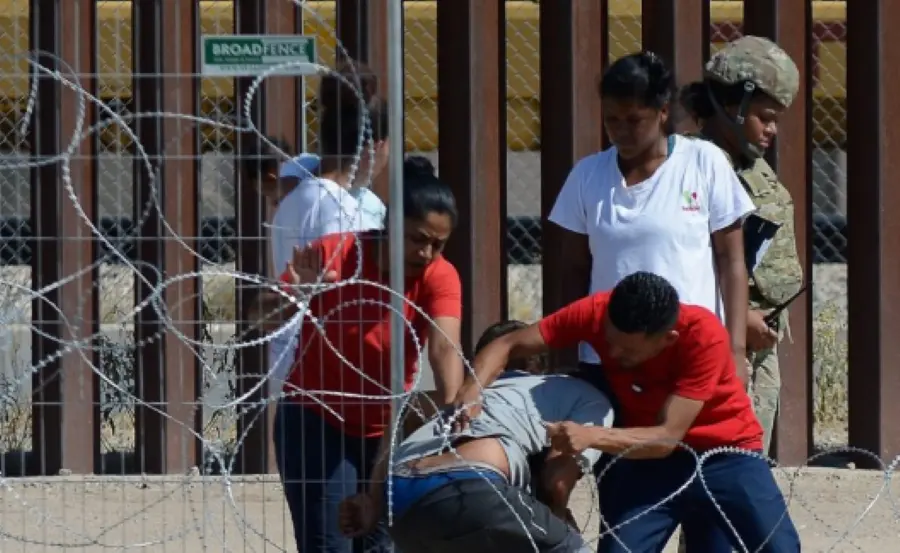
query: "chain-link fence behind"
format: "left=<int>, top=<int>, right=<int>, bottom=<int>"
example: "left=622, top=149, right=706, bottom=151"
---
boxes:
left=0, top=1, right=375, bottom=548
left=0, top=0, right=31, bottom=461
left=806, top=8, right=848, bottom=446
left=505, top=2, right=542, bottom=323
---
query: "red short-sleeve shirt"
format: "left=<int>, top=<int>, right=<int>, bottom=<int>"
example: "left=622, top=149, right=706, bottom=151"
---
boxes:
left=538, top=292, right=762, bottom=451
left=280, top=231, right=462, bottom=437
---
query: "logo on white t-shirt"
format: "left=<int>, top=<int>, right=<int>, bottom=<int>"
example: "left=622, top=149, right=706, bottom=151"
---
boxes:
left=681, top=190, right=701, bottom=212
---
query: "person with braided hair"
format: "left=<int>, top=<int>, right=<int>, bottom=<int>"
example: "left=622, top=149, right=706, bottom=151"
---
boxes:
left=457, top=271, right=801, bottom=552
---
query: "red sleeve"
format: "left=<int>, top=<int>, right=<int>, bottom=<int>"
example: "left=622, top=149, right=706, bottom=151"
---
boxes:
left=672, top=317, right=730, bottom=401
left=537, top=294, right=602, bottom=350
left=421, top=258, right=462, bottom=318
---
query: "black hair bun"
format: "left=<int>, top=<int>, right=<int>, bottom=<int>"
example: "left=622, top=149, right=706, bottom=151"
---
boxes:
left=679, top=81, right=715, bottom=119
left=641, top=51, right=674, bottom=93
left=319, top=60, right=379, bottom=112
left=403, top=155, right=437, bottom=180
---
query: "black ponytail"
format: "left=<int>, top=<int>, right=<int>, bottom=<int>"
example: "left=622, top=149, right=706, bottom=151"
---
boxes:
left=599, top=51, right=675, bottom=109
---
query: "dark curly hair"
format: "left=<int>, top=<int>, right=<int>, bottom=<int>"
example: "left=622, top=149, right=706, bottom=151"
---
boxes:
left=608, top=271, right=680, bottom=335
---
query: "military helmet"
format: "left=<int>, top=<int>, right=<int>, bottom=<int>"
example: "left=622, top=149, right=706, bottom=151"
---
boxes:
left=704, top=36, right=799, bottom=108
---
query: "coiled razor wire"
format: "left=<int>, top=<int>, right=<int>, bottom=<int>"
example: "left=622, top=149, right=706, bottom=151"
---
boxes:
left=0, top=2, right=896, bottom=551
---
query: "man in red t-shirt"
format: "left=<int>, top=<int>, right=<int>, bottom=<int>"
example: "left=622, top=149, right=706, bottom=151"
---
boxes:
left=456, top=272, right=800, bottom=552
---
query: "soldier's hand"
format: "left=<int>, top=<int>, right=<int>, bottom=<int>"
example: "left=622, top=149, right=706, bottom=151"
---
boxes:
left=747, top=309, right=778, bottom=352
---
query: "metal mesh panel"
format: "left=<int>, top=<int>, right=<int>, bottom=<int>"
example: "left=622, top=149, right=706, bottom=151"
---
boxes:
left=505, top=1, right=542, bottom=322
left=0, top=0, right=31, bottom=464
left=808, top=14, right=848, bottom=445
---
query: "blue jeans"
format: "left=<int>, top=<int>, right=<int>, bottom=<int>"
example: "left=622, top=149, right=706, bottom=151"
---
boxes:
left=273, top=401, right=392, bottom=553
left=596, top=450, right=800, bottom=553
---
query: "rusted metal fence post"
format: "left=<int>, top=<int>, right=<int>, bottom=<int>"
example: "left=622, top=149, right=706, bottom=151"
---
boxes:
left=539, top=0, right=607, bottom=364
left=742, top=0, right=815, bottom=465
left=337, top=0, right=372, bottom=63
left=436, top=0, right=506, bottom=354
left=641, top=0, right=708, bottom=85
left=132, top=0, right=201, bottom=474
left=336, top=0, right=390, bottom=202
left=29, top=0, right=99, bottom=476
left=845, top=0, right=900, bottom=464
left=232, top=0, right=301, bottom=475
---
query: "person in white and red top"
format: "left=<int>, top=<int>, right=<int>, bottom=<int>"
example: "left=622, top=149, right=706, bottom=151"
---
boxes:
left=547, top=52, right=755, bottom=387
left=458, top=272, right=800, bottom=553
left=252, top=156, right=464, bottom=553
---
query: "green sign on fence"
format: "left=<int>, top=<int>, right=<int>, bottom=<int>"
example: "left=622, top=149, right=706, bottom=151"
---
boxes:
left=201, top=35, right=317, bottom=77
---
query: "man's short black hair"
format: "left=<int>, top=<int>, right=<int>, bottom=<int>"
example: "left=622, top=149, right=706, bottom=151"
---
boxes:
left=608, top=271, right=680, bottom=335
left=239, top=135, right=293, bottom=181
left=474, top=320, right=528, bottom=356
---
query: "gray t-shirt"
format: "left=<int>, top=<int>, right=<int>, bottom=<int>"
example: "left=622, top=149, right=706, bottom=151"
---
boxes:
left=392, top=372, right=615, bottom=489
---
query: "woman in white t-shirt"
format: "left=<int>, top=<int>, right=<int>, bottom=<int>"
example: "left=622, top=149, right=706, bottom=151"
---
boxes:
left=548, top=52, right=755, bottom=382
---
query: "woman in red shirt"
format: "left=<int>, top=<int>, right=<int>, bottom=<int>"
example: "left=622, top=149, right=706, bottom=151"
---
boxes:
left=256, top=156, right=463, bottom=553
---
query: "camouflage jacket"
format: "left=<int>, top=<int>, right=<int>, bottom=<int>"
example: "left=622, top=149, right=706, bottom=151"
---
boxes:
left=684, top=133, right=804, bottom=329
left=736, top=156, right=804, bottom=312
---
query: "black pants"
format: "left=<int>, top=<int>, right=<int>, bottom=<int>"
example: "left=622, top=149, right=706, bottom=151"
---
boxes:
left=273, top=401, right=391, bottom=553
left=388, top=477, right=590, bottom=553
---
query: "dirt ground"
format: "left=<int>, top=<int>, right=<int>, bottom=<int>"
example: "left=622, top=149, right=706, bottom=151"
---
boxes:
left=0, top=467, right=896, bottom=552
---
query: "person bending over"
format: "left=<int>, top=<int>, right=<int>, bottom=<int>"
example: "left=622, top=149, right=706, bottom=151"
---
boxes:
left=338, top=322, right=615, bottom=553
left=459, top=271, right=800, bottom=553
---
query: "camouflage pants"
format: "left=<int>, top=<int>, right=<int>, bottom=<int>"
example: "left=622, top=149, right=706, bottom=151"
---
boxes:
left=749, top=345, right=781, bottom=456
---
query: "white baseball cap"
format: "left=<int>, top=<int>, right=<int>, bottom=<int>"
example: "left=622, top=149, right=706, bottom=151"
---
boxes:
left=279, top=153, right=320, bottom=179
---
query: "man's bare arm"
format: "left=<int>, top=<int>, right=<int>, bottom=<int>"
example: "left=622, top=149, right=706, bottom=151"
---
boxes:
left=456, top=324, right=552, bottom=402
left=548, top=395, right=705, bottom=460
left=584, top=395, right=704, bottom=458
left=537, top=449, right=585, bottom=529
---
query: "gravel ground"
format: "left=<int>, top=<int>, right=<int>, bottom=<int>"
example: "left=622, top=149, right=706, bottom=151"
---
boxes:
left=0, top=467, right=896, bottom=552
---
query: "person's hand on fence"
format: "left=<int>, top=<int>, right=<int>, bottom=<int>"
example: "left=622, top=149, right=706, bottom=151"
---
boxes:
left=747, top=309, right=778, bottom=352
left=284, top=244, right=338, bottom=286
left=338, top=493, right=381, bottom=537
left=545, top=421, right=593, bottom=456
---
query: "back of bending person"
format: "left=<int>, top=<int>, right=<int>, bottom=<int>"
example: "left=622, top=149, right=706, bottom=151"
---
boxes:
left=458, top=272, right=800, bottom=553
left=338, top=322, right=614, bottom=553
left=680, top=36, right=805, bottom=456
left=547, top=52, right=755, bottom=383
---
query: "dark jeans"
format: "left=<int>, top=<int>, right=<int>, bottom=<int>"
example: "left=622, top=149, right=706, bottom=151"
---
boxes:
left=596, top=450, right=800, bottom=553
left=388, top=475, right=590, bottom=553
left=273, top=401, right=392, bottom=553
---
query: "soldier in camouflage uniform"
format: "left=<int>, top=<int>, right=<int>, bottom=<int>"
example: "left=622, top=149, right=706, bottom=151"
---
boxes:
left=681, top=36, right=805, bottom=457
